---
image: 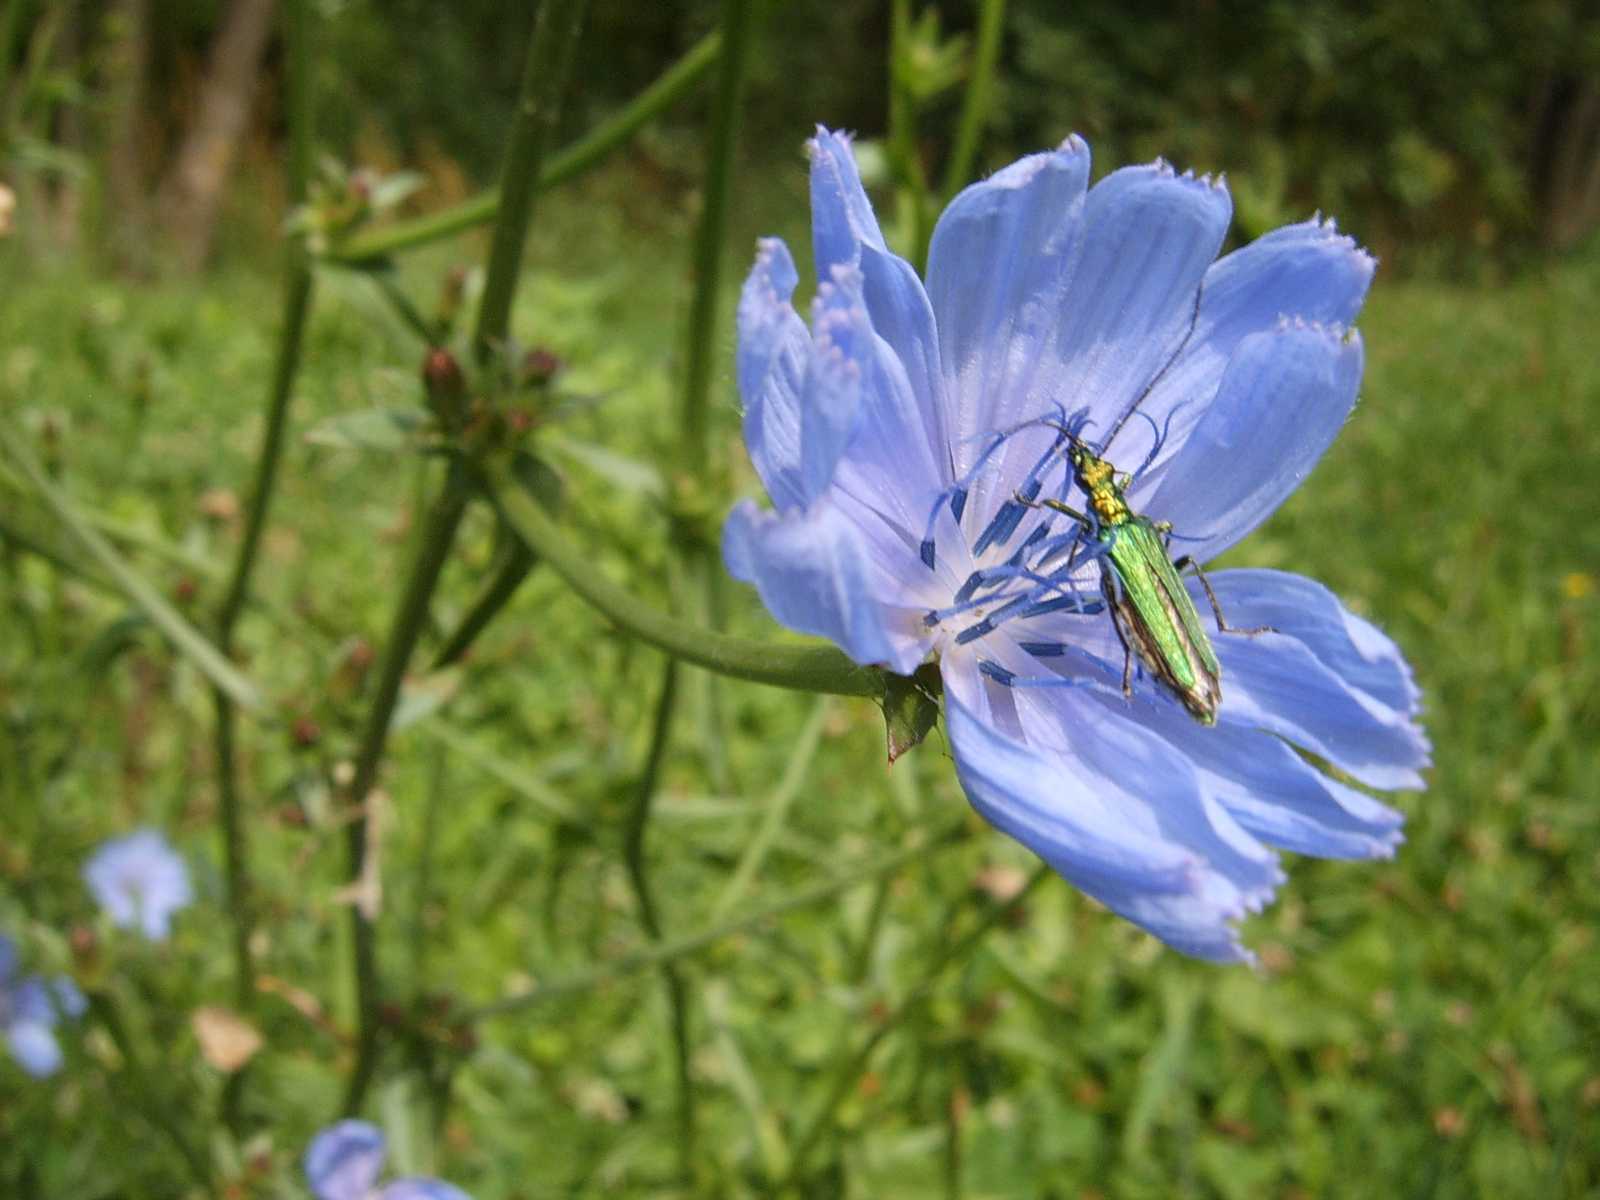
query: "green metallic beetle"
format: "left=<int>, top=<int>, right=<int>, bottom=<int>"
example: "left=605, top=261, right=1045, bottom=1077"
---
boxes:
left=1031, top=431, right=1266, bottom=726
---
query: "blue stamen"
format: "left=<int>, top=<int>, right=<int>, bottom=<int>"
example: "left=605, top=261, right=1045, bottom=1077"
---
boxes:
left=1018, top=641, right=1066, bottom=657
left=978, top=660, right=1016, bottom=685
left=978, top=660, right=1104, bottom=693
left=955, top=618, right=995, bottom=645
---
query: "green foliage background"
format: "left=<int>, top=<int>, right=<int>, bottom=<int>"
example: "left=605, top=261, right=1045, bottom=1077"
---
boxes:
left=310, top=0, right=1599, bottom=263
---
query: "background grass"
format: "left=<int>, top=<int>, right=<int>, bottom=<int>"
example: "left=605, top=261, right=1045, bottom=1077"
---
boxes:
left=1, top=153, right=1597, bottom=1197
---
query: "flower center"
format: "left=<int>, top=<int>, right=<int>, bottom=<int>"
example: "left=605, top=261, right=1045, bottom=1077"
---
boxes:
left=916, top=415, right=1117, bottom=687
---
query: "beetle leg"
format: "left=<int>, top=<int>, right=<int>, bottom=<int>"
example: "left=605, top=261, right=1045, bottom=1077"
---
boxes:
left=1100, top=571, right=1137, bottom=698
left=1172, top=556, right=1274, bottom=636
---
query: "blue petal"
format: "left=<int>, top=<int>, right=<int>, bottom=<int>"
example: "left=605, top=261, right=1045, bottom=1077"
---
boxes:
left=944, top=659, right=1281, bottom=962
left=723, top=498, right=927, bottom=673
left=808, top=128, right=952, bottom=497
left=305, top=1120, right=387, bottom=1200
left=1199, top=571, right=1430, bottom=790
left=925, top=137, right=1092, bottom=477
left=6, top=1020, right=62, bottom=1077
left=52, top=977, right=86, bottom=1020
left=1135, top=707, right=1405, bottom=859
left=0, top=934, right=15, bottom=984
left=10, top=978, right=61, bottom=1027
left=1105, top=216, right=1376, bottom=479
left=809, top=127, right=890, bottom=274
left=1050, top=162, right=1232, bottom=440
left=798, top=264, right=876, bottom=502
left=83, top=828, right=192, bottom=941
left=736, top=238, right=810, bottom=512
left=380, top=1180, right=473, bottom=1200
left=1142, top=321, right=1363, bottom=561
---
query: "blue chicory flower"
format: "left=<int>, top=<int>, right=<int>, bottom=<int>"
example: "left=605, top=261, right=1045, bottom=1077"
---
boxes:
left=0, top=933, right=86, bottom=1077
left=724, top=127, right=1430, bottom=962
left=304, top=1120, right=471, bottom=1200
left=83, top=829, right=193, bottom=941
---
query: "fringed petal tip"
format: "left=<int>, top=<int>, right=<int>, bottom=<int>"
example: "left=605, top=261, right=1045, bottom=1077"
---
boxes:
left=723, top=499, right=924, bottom=674
left=943, top=681, right=1280, bottom=966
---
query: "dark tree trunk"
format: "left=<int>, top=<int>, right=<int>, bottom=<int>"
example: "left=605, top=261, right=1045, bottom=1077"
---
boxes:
left=156, top=0, right=277, bottom=271
left=1531, top=74, right=1600, bottom=252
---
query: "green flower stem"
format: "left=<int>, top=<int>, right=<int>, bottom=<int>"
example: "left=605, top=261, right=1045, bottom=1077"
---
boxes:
left=429, top=538, right=534, bottom=670
left=641, top=5, right=759, bottom=1160
left=679, top=0, right=755, bottom=462
left=466, top=827, right=967, bottom=1021
left=328, top=30, right=720, bottom=265
left=213, top=0, right=316, bottom=1133
left=784, top=864, right=1051, bottom=1181
left=340, top=461, right=472, bottom=1116
left=472, top=0, right=589, bottom=362
left=409, top=738, right=449, bottom=998
left=483, top=454, right=884, bottom=699
left=941, top=0, right=1007, bottom=200
left=621, top=658, right=698, bottom=1181
left=889, top=0, right=935, bottom=274
left=0, top=421, right=264, bottom=710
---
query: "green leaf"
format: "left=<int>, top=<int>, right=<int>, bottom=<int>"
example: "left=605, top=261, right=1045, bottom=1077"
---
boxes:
left=303, top=406, right=431, bottom=452
left=544, top=433, right=664, bottom=500
left=881, top=664, right=942, bottom=763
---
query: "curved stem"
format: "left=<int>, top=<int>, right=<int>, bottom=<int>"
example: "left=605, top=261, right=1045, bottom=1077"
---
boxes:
left=472, top=0, right=589, bottom=361
left=482, top=454, right=884, bottom=699
left=213, top=0, right=316, bottom=1130
left=328, top=30, right=721, bottom=265
left=621, top=658, right=698, bottom=1180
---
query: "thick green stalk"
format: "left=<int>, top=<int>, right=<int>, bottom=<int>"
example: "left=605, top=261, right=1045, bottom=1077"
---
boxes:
left=342, top=0, right=590, bottom=1114
left=212, top=0, right=315, bottom=1131
left=329, top=30, right=720, bottom=265
left=472, top=0, right=589, bottom=361
left=621, top=659, right=697, bottom=1180
left=679, top=0, right=754, bottom=459
left=941, top=0, right=1007, bottom=199
left=410, top=739, right=449, bottom=997
left=466, top=828, right=965, bottom=1021
left=784, top=865, right=1050, bottom=1180
left=483, top=455, right=883, bottom=698
left=0, top=422, right=263, bottom=709
left=623, top=6, right=757, bottom=1167
left=340, top=462, right=472, bottom=1115
left=888, top=0, right=935, bottom=274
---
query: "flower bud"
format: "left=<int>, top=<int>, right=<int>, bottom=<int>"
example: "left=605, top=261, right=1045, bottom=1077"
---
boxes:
left=422, top=348, right=467, bottom=429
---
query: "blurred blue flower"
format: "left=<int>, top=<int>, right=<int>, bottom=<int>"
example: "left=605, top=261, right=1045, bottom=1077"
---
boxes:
left=725, top=127, right=1429, bottom=962
left=0, top=933, right=86, bottom=1077
left=84, top=829, right=193, bottom=941
left=304, top=1120, right=471, bottom=1200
